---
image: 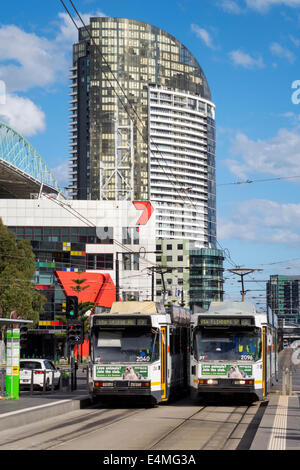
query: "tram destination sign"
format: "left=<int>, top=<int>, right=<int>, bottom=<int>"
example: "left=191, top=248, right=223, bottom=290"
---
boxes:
left=198, top=317, right=254, bottom=327
left=94, top=316, right=151, bottom=327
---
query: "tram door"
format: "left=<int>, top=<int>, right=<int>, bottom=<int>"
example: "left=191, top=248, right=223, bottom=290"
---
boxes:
left=161, top=327, right=168, bottom=401
left=262, top=326, right=267, bottom=397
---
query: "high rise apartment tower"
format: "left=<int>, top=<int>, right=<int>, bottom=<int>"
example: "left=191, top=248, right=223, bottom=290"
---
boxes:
left=69, top=18, right=216, bottom=248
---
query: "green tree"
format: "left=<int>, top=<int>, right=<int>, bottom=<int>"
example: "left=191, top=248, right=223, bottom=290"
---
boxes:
left=70, top=276, right=94, bottom=337
left=0, top=219, right=46, bottom=324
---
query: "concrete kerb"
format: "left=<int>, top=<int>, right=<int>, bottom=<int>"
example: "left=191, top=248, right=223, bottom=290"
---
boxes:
left=0, top=395, right=91, bottom=431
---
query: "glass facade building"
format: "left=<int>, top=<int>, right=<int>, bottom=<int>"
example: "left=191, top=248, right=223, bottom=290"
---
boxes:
left=189, top=248, right=224, bottom=311
left=69, top=17, right=217, bottom=248
left=267, top=275, right=300, bottom=326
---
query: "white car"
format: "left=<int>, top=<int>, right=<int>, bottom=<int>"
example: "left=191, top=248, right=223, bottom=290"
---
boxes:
left=19, top=359, right=61, bottom=390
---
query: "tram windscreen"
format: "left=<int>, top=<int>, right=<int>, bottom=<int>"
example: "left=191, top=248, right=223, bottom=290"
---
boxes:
left=92, top=328, right=159, bottom=363
left=194, top=327, right=262, bottom=361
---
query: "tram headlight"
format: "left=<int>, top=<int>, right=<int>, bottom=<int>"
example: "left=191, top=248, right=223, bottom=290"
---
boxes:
left=199, top=379, right=218, bottom=385
left=94, top=381, right=114, bottom=387
left=130, top=381, right=150, bottom=388
left=234, top=380, right=254, bottom=385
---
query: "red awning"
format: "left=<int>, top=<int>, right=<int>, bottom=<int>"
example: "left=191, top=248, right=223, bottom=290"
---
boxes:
left=55, top=271, right=120, bottom=307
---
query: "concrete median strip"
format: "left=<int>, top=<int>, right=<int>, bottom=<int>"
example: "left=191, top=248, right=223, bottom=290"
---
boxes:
left=0, top=396, right=90, bottom=431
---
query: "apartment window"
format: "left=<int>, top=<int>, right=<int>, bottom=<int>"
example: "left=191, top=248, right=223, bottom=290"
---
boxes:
left=167, top=256, right=172, bottom=262
left=122, top=291, right=139, bottom=301
left=122, top=253, right=139, bottom=271
left=167, top=244, right=172, bottom=250
left=86, top=254, right=113, bottom=270
left=122, top=227, right=139, bottom=245
left=177, top=244, right=183, bottom=250
left=178, top=256, right=183, bottom=262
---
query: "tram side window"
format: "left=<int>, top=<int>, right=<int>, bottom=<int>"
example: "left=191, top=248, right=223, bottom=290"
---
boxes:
left=170, top=328, right=181, bottom=355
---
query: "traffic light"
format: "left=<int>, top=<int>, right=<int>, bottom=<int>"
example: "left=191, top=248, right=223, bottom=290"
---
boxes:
left=66, top=296, right=78, bottom=319
left=20, top=325, right=28, bottom=345
left=67, top=320, right=83, bottom=345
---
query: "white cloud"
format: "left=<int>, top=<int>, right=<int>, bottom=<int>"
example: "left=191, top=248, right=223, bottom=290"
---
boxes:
left=246, top=0, right=300, bottom=11
left=270, top=42, right=296, bottom=63
left=51, top=161, right=69, bottom=188
left=0, top=25, right=68, bottom=93
left=191, top=25, right=216, bottom=49
left=219, top=0, right=244, bottom=13
left=0, top=9, right=107, bottom=136
left=0, top=93, right=45, bottom=137
left=289, top=35, right=300, bottom=47
left=229, top=49, right=264, bottom=68
left=224, top=128, right=300, bottom=179
left=218, top=199, right=300, bottom=245
left=219, top=0, right=300, bottom=12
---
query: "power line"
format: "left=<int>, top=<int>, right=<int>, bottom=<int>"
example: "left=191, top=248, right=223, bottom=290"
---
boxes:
left=217, top=175, right=300, bottom=187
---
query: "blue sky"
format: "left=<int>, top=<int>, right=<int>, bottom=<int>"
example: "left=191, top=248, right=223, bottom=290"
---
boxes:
left=1, top=0, right=300, bottom=307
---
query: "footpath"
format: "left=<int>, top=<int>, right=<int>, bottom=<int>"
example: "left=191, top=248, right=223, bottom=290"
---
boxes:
left=251, top=348, right=300, bottom=450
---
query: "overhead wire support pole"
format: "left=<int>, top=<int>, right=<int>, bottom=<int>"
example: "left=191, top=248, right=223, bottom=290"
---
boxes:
left=227, top=267, right=263, bottom=302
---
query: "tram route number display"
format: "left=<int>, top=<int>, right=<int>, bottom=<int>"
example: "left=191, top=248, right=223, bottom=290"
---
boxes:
left=95, top=365, right=149, bottom=380
left=201, top=364, right=253, bottom=378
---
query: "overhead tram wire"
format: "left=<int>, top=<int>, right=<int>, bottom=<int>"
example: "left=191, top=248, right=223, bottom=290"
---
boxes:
left=217, top=175, right=300, bottom=187
left=59, top=0, right=204, bottom=211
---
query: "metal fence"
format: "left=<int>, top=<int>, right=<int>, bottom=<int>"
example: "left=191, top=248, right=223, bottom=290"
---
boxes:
left=0, top=367, right=80, bottom=397
left=0, top=368, right=5, bottom=398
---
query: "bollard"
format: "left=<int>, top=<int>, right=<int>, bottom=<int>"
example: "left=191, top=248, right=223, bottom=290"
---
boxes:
left=30, top=370, right=34, bottom=394
left=282, top=367, right=292, bottom=395
left=0, top=369, right=5, bottom=397
left=59, top=371, right=63, bottom=392
left=289, top=369, right=293, bottom=396
left=51, top=371, right=54, bottom=393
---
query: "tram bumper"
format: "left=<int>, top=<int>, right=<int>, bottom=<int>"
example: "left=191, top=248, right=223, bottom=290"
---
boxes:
left=92, top=380, right=152, bottom=397
left=196, top=378, right=255, bottom=395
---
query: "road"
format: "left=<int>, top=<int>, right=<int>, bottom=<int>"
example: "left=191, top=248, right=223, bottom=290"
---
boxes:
left=0, top=396, right=261, bottom=450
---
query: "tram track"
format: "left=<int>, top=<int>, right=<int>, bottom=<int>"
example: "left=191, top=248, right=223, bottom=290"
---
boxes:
left=148, top=400, right=263, bottom=450
left=0, top=397, right=267, bottom=450
left=0, top=405, right=146, bottom=450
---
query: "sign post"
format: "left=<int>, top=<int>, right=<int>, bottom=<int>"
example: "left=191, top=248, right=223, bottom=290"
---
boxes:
left=6, top=328, right=20, bottom=400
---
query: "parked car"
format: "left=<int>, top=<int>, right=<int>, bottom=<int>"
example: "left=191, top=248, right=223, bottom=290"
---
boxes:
left=19, top=359, right=61, bottom=390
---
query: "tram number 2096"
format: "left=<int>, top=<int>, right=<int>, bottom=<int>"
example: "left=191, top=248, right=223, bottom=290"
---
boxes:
left=240, top=355, right=253, bottom=361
